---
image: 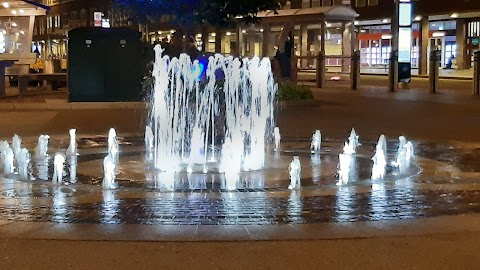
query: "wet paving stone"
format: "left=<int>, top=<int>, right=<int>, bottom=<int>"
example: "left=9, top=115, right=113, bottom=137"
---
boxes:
left=0, top=188, right=478, bottom=225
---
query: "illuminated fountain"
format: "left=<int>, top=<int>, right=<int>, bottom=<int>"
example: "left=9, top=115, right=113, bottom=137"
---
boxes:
left=35, top=135, right=50, bottom=158
left=343, top=128, right=360, bottom=155
left=108, top=128, right=119, bottom=160
left=52, top=153, right=66, bottom=184
left=12, top=134, right=22, bottom=163
left=371, top=135, right=387, bottom=180
left=17, top=148, right=30, bottom=180
left=149, top=45, right=277, bottom=181
left=288, top=156, right=301, bottom=189
left=102, top=155, right=116, bottom=189
left=394, top=136, right=415, bottom=174
left=66, top=129, right=77, bottom=156
left=310, top=130, right=321, bottom=153
left=0, top=141, right=14, bottom=175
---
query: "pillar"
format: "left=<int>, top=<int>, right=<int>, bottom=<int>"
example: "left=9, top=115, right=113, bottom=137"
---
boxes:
left=215, top=31, right=222, bottom=53
left=300, top=24, right=308, bottom=68
left=248, top=29, right=255, bottom=57
left=419, top=17, right=429, bottom=75
left=238, top=26, right=244, bottom=56
left=262, top=24, right=271, bottom=58
left=456, top=19, right=467, bottom=70
left=342, top=23, right=352, bottom=73
left=201, top=27, right=208, bottom=52
left=320, top=15, right=326, bottom=54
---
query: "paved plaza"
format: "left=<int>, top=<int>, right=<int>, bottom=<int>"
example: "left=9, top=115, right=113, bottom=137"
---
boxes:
left=0, top=76, right=480, bottom=269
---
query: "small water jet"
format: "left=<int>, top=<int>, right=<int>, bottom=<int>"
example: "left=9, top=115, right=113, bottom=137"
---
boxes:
left=17, top=148, right=30, bottom=180
left=310, top=130, right=321, bottom=153
left=1, top=142, right=14, bottom=175
left=102, top=155, right=116, bottom=189
left=52, top=152, right=66, bottom=184
left=66, top=129, right=77, bottom=156
left=274, top=127, right=281, bottom=151
left=337, top=153, right=354, bottom=185
left=35, top=135, right=50, bottom=158
left=343, top=128, right=360, bottom=155
left=12, top=134, right=22, bottom=162
left=371, top=135, right=387, bottom=180
left=69, top=156, right=77, bottom=183
left=108, top=128, right=119, bottom=160
left=288, top=156, right=301, bottom=189
left=394, top=136, right=415, bottom=174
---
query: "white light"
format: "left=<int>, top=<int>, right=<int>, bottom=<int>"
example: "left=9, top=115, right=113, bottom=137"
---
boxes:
left=19, top=30, right=24, bottom=35
left=15, top=32, right=19, bottom=36
left=170, top=29, right=175, bottom=34
left=260, top=29, right=264, bottom=32
left=354, top=21, right=359, bottom=25
left=382, top=18, right=389, bottom=23
left=226, top=31, right=231, bottom=36
left=211, top=32, right=216, bottom=37
left=2, top=3, right=9, bottom=8
left=382, top=34, right=393, bottom=39
left=241, top=29, right=246, bottom=34
left=414, top=15, right=422, bottom=21
left=432, top=31, right=445, bottom=37
left=326, top=23, right=332, bottom=27
left=19, top=9, right=24, bottom=14
left=11, top=22, right=16, bottom=27
left=450, top=13, right=459, bottom=18
left=157, top=31, right=162, bottom=34
left=11, top=9, right=16, bottom=15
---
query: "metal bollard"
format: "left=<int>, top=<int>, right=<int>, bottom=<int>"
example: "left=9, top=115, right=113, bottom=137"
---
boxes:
left=388, top=50, right=398, bottom=92
left=429, top=50, right=440, bottom=93
left=474, top=51, right=480, bottom=95
left=316, top=52, right=325, bottom=88
left=351, top=50, right=361, bottom=90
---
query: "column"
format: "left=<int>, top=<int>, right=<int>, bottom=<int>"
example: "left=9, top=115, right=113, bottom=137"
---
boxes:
left=320, top=15, right=326, bottom=54
left=300, top=24, right=308, bottom=68
left=456, top=19, right=467, bottom=70
left=237, top=26, right=244, bottom=56
left=201, top=27, right=208, bottom=52
left=262, top=24, right=271, bottom=58
left=342, top=23, right=352, bottom=73
left=419, top=17, right=429, bottom=75
left=248, top=29, right=255, bottom=57
left=215, top=31, right=222, bottom=53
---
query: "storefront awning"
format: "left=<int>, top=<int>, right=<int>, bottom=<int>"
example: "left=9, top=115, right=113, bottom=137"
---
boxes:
left=257, top=5, right=359, bottom=22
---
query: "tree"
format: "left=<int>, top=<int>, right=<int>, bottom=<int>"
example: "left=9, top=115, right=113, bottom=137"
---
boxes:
left=113, top=0, right=280, bottom=27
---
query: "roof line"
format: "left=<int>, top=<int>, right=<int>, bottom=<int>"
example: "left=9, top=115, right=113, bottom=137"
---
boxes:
left=21, top=0, right=50, bottom=11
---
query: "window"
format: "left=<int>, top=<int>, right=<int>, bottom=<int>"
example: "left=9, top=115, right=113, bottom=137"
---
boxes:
left=368, top=0, right=378, bottom=6
left=356, top=0, right=366, bottom=7
left=322, top=0, right=332, bottom=6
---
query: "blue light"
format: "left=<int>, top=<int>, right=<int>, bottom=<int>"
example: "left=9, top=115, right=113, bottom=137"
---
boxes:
left=193, top=61, right=205, bottom=80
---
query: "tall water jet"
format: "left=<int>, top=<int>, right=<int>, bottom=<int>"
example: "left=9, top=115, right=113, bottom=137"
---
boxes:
left=150, top=45, right=277, bottom=177
left=35, top=135, right=50, bottom=158
left=102, top=155, right=116, bottom=189
left=394, top=136, right=415, bottom=174
left=288, top=156, right=301, bottom=189
left=52, top=152, right=66, bottom=184
left=17, top=148, right=30, bottom=180
left=12, top=134, right=21, bottom=162
left=145, top=125, right=154, bottom=155
left=310, top=130, right=321, bottom=153
left=1, top=142, right=14, bottom=175
left=66, top=129, right=77, bottom=156
left=69, top=156, right=77, bottom=183
left=108, top=128, right=119, bottom=160
left=371, top=135, right=387, bottom=180
left=337, top=153, right=353, bottom=185
left=273, top=127, right=281, bottom=151
left=343, top=128, right=360, bottom=155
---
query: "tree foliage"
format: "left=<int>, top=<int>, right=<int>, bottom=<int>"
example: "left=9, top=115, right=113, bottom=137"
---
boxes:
left=114, top=0, right=280, bottom=27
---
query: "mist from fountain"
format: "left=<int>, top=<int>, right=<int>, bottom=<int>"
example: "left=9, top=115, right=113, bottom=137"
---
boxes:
left=66, top=129, right=77, bottom=156
left=310, top=130, right=321, bottom=153
left=150, top=45, right=277, bottom=178
left=52, top=152, right=66, bottom=184
left=35, top=135, right=50, bottom=158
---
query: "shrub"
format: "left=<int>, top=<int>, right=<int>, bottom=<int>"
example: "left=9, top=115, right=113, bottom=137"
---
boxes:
left=276, top=82, right=313, bottom=101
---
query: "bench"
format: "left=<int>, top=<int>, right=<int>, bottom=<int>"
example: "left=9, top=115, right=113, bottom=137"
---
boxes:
left=17, top=73, right=67, bottom=94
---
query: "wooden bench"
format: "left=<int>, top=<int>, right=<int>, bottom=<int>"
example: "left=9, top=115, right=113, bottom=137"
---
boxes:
left=17, top=73, right=67, bottom=94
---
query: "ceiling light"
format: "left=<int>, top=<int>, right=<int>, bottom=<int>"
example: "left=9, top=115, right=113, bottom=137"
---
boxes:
left=19, top=9, right=24, bottom=14
left=450, top=13, right=459, bottom=18
left=414, top=15, right=422, bottom=21
left=226, top=31, right=231, bottom=36
left=2, top=3, right=9, bottom=8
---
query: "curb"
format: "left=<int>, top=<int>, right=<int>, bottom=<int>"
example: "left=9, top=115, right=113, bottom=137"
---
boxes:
left=0, top=102, right=147, bottom=111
